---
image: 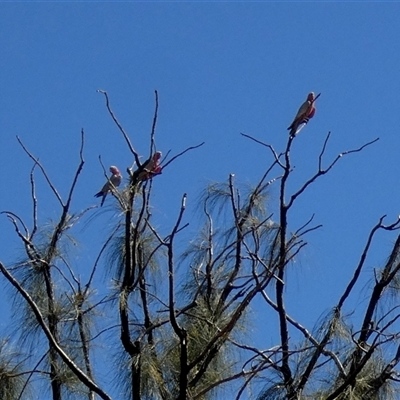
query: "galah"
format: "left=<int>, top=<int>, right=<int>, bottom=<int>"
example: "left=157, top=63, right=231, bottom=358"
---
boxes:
left=287, top=92, right=316, bottom=136
left=137, top=151, right=163, bottom=182
left=94, top=165, right=122, bottom=206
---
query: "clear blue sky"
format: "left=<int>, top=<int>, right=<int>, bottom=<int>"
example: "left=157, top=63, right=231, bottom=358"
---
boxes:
left=1, top=2, right=400, bottom=398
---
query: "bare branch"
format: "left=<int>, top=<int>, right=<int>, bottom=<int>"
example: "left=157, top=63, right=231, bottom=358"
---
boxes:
left=161, top=142, right=205, bottom=170
left=97, top=89, right=141, bottom=166
left=16, top=351, right=48, bottom=400
left=0, top=262, right=113, bottom=400
left=240, top=132, right=285, bottom=168
left=29, top=163, right=38, bottom=240
left=337, top=216, right=395, bottom=310
left=86, top=223, right=121, bottom=293
left=64, top=129, right=85, bottom=210
left=168, top=193, right=187, bottom=337
left=287, top=135, right=379, bottom=209
left=150, top=90, right=158, bottom=154
left=16, top=136, right=64, bottom=207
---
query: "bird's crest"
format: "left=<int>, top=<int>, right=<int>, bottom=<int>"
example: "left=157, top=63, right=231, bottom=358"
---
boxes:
left=109, top=166, right=120, bottom=175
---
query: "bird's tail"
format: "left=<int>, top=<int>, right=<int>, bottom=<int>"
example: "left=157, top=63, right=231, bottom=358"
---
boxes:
left=290, top=121, right=309, bottom=137
left=94, top=191, right=103, bottom=198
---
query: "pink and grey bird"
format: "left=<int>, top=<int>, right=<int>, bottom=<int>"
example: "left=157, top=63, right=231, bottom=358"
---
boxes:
left=137, top=151, right=163, bottom=181
left=94, top=166, right=122, bottom=206
left=287, top=92, right=316, bottom=136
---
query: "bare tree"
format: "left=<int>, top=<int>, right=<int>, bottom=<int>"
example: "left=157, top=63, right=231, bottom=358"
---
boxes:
left=0, top=91, right=399, bottom=400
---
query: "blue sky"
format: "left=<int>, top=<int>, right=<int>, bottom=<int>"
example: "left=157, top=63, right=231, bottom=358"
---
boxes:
left=1, top=2, right=400, bottom=398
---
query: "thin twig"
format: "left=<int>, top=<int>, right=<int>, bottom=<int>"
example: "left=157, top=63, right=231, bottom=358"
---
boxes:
left=29, top=163, right=38, bottom=240
left=287, top=136, right=379, bottom=209
left=240, top=132, right=285, bottom=168
left=16, top=136, right=64, bottom=207
left=150, top=90, right=159, bottom=154
left=162, top=142, right=205, bottom=169
left=97, top=89, right=141, bottom=166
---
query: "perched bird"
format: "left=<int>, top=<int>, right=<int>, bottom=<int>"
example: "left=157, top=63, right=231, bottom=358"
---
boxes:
left=94, top=166, right=122, bottom=206
left=287, top=92, right=316, bottom=136
left=137, top=151, right=163, bottom=182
